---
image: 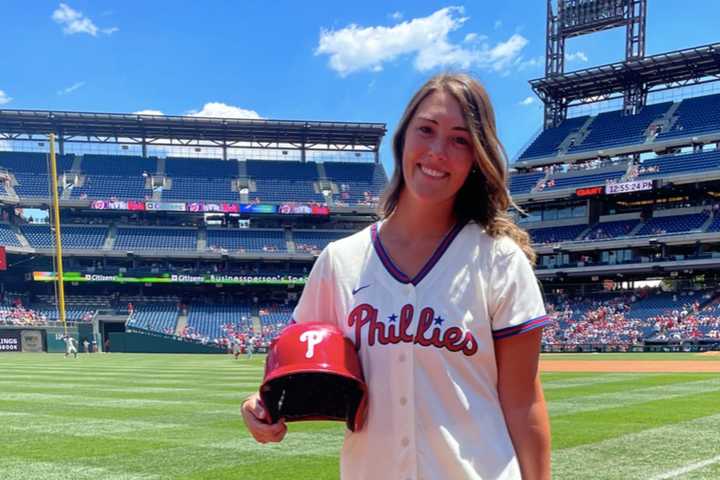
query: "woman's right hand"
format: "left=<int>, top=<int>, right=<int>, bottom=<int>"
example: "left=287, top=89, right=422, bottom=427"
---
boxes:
left=241, top=392, right=287, bottom=444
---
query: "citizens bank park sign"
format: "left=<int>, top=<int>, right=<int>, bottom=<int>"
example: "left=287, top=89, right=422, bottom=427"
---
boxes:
left=33, top=271, right=307, bottom=286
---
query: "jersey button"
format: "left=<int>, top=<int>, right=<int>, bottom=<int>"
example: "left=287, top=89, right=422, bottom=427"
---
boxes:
left=399, top=353, right=406, bottom=362
left=400, top=396, right=407, bottom=406
left=401, top=436, right=410, bottom=447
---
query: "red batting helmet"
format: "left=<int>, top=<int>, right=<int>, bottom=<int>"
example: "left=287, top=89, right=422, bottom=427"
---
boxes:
left=259, top=322, right=368, bottom=432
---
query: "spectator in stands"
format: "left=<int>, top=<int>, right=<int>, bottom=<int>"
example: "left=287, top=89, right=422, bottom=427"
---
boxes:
left=242, top=73, right=551, bottom=479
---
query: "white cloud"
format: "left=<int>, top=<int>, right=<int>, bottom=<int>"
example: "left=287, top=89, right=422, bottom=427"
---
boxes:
left=0, top=90, right=12, bottom=105
left=186, top=102, right=262, bottom=119
left=515, top=55, right=544, bottom=71
left=52, top=3, right=118, bottom=36
left=494, top=20, right=503, bottom=30
left=315, top=6, right=528, bottom=76
left=566, top=51, right=588, bottom=63
left=390, top=11, right=403, bottom=21
left=57, top=81, right=85, bottom=95
left=132, top=103, right=262, bottom=120
left=133, top=109, right=165, bottom=116
left=519, top=96, right=535, bottom=106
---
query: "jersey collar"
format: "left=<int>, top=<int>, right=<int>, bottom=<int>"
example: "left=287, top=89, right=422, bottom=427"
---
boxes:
left=371, top=220, right=467, bottom=286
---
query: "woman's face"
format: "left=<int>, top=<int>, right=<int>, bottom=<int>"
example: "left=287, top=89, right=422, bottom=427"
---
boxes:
left=401, top=90, right=476, bottom=211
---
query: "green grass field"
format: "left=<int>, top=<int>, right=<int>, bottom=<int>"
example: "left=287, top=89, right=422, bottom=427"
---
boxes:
left=1, top=353, right=719, bottom=479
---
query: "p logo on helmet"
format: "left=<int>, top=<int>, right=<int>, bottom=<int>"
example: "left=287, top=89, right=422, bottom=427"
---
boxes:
left=299, top=330, right=324, bottom=358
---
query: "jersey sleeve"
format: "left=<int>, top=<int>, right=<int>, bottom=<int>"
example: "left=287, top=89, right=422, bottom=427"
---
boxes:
left=488, top=237, right=548, bottom=340
left=291, top=244, right=339, bottom=326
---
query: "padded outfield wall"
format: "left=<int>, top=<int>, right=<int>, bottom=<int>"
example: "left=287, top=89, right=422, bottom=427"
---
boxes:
left=0, top=324, right=93, bottom=353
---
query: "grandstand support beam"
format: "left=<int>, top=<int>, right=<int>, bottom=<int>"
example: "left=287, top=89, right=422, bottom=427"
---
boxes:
left=0, top=110, right=387, bottom=154
left=540, top=0, right=649, bottom=126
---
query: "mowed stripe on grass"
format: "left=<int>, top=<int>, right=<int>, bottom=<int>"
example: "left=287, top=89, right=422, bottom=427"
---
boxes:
left=1, top=353, right=718, bottom=480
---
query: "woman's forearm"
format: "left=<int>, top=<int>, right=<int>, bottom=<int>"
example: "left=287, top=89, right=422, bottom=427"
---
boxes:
left=502, top=384, right=551, bottom=480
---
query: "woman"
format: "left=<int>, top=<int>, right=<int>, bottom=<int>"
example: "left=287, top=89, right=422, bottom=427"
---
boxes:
left=242, top=73, right=551, bottom=480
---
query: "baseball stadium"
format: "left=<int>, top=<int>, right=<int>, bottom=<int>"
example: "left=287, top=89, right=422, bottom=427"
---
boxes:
left=1, top=1, right=720, bottom=479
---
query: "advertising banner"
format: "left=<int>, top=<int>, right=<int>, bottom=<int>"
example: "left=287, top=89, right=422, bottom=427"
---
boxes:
left=88, top=199, right=328, bottom=215
left=606, top=179, right=654, bottom=195
left=145, top=201, right=187, bottom=212
left=0, top=245, right=6, bottom=271
left=240, top=204, right=278, bottom=214
left=33, top=271, right=307, bottom=286
left=21, top=330, right=44, bottom=352
left=0, top=330, right=21, bottom=352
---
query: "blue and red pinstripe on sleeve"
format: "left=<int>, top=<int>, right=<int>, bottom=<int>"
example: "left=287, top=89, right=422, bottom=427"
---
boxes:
left=492, top=314, right=549, bottom=340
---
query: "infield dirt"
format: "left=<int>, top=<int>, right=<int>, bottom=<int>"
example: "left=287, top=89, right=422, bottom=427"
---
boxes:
left=541, top=360, right=720, bottom=372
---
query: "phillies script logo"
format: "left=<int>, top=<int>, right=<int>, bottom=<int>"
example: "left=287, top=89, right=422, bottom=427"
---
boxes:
left=299, top=330, right=325, bottom=358
left=348, top=304, right=478, bottom=356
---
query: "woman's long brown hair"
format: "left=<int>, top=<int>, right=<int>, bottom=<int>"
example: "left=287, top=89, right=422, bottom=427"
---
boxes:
left=379, top=73, right=536, bottom=264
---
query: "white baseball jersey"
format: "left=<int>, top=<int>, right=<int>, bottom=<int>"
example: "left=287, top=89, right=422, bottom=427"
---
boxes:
left=292, top=220, right=548, bottom=480
left=64, top=337, right=77, bottom=353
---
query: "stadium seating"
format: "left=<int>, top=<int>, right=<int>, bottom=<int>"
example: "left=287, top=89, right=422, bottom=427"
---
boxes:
left=636, top=212, right=710, bottom=236
left=162, top=177, right=236, bottom=201
left=14, top=173, right=55, bottom=198
left=529, top=224, right=588, bottom=244
left=568, top=102, right=672, bottom=153
left=114, top=227, right=197, bottom=250
left=128, top=303, right=179, bottom=334
left=165, top=157, right=238, bottom=178
left=0, top=223, right=22, bottom=247
left=508, top=171, right=545, bottom=195
left=583, top=219, right=640, bottom=240
left=206, top=229, right=286, bottom=252
left=518, top=116, right=589, bottom=159
left=0, top=152, right=74, bottom=173
left=246, top=160, right=324, bottom=203
left=186, top=304, right=254, bottom=339
left=71, top=175, right=148, bottom=200
left=81, top=155, right=156, bottom=175
left=706, top=214, right=720, bottom=233
left=293, top=230, right=352, bottom=252
left=20, top=224, right=108, bottom=249
left=657, top=93, right=720, bottom=140
left=543, top=163, right=628, bottom=190
left=636, top=149, right=720, bottom=178
left=259, top=305, right=293, bottom=327
left=323, top=162, right=387, bottom=204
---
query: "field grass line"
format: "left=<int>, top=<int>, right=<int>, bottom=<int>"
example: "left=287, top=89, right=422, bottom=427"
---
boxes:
left=548, top=378, right=720, bottom=416
left=553, top=413, right=720, bottom=479
left=649, top=455, right=720, bottom=480
left=0, top=459, right=160, bottom=480
left=542, top=373, right=656, bottom=390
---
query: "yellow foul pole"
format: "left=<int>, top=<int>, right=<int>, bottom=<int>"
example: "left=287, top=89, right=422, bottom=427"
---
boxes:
left=48, top=133, right=67, bottom=336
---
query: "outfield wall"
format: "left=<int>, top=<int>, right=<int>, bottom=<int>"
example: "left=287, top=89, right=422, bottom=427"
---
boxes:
left=1, top=324, right=95, bottom=353
left=109, top=331, right=226, bottom=354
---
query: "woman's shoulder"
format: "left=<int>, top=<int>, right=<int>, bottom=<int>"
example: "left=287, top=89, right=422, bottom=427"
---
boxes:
left=463, top=221, right=523, bottom=258
left=322, top=223, right=375, bottom=259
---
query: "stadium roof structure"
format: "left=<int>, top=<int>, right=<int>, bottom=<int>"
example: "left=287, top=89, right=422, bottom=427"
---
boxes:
left=0, top=109, right=387, bottom=156
left=531, top=42, right=720, bottom=106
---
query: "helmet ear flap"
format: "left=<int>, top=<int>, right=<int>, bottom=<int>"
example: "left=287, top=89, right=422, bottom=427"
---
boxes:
left=260, top=322, right=368, bottom=431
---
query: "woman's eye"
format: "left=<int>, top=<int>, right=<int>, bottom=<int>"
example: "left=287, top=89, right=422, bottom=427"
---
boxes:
left=455, top=136, right=470, bottom=146
left=418, top=126, right=432, bottom=134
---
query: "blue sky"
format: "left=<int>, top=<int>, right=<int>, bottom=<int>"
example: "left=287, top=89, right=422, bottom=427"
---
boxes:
left=1, top=1, right=719, bottom=175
